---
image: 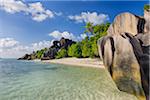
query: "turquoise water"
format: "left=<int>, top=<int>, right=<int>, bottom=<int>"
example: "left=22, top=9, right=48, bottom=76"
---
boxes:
left=0, top=59, right=137, bottom=100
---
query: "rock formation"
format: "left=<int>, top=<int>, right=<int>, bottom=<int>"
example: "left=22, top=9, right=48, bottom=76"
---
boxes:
left=17, top=54, right=31, bottom=60
left=41, top=37, right=75, bottom=60
left=17, top=51, right=37, bottom=60
left=97, top=9, right=149, bottom=100
left=18, top=37, right=76, bottom=60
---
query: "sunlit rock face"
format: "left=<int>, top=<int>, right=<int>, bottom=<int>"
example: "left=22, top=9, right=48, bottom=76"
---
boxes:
left=107, top=12, right=140, bottom=36
left=144, top=10, right=150, bottom=34
left=98, top=10, right=150, bottom=100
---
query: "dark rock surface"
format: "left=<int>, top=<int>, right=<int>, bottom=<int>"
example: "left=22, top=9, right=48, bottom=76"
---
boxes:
left=17, top=54, right=31, bottom=60
left=41, top=47, right=59, bottom=60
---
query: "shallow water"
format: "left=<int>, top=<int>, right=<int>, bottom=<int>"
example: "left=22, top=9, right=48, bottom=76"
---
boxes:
left=0, top=59, right=137, bottom=100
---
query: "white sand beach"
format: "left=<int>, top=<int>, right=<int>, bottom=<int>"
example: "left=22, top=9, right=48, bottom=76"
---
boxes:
left=40, top=57, right=104, bottom=68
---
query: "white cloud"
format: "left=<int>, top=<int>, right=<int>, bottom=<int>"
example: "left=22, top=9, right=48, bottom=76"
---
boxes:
left=0, top=38, right=26, bottom=58
left=31, top=40, right=53, bottom=51
left=0, top=37, right=52, bottom=58
left=0, top=38, right=19, bottom=48
left=28, top=2, right=44, bottom=13
left=0, top=0, right=57, bottom=22
left=54, top=12, right=62, bottom=16
left=31, top=13, right=48, bottom=22
left=76, top=33, right=88, bottom=41
left=28, top=2, right=54, bottom=22
left=68, top=12, right=109, bottom=25
left=80, top=33, right=87, bottom=39
left=49, top=30, right=89, bottom=41
left=0, top=0, right=27, bottom=14
left=49, top=30, right=77, bottom=40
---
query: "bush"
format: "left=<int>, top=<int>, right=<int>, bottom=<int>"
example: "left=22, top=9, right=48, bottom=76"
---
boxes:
left=81, top=37, right=91, bottom=57
left=90, top=40, right=99, bottom=57
left=144, top=4, right=150, bottom=11
left=68, top=43, right=82, bottom=58
left=36, top=48, right=47, bottom=59
left=56, top=49, right=68, bottom=59
left=81, top=23, right=109, bottom=58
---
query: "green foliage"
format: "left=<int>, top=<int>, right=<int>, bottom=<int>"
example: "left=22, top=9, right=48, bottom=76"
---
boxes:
left=144, top=4, right=150, bottom=11
left=93, top=23, right=110, bottom=34
left=81, top=22, right=110, bottom=58
left=90, top=37, right=99, bottom=57
left=36, top=48, right=47, bottom=59
left=84, top=22, right=110, bottom=35
left=84, top=22, right=94, bottom=38
left=68, top=43, right=82, bottom=58
left=56, top=49, right=68, bottom=59
left=81, top=37, right=91, bottom=57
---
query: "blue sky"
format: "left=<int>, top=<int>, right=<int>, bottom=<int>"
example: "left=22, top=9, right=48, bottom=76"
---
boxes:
left=0, top=0, right=148, bottom=58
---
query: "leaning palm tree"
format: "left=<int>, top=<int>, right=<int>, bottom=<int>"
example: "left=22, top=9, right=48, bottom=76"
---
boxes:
left=84, top=22, right=94, bottom=38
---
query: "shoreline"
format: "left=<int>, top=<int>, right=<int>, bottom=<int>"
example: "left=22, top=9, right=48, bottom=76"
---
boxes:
left=34, top=57, right=104, bottom=68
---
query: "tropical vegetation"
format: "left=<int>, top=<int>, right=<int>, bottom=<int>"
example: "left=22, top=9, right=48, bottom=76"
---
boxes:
left=55, top=22, right=110, bottom=59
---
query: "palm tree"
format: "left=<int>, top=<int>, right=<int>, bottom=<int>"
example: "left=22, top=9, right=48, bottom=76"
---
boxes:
left=84, top=22, right=94, bottom=38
